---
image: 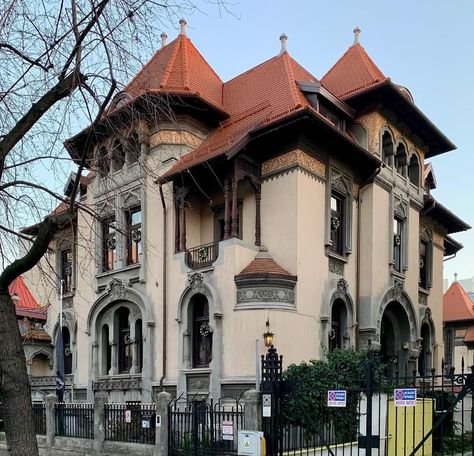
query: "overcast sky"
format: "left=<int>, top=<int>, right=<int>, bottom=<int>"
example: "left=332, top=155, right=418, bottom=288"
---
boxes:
left=169, top=0, right=473, bottom=283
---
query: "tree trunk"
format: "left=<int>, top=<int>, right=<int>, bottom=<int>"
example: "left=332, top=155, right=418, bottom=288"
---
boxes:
left=0, top=292, right=39, bottom=456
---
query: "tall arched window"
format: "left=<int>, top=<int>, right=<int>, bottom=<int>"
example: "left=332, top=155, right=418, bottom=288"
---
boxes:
left=408, top=154, right=420, bottom=186
left=395, top=144, right=408, bottom=177
left=191, top=294, right=212, bottom=368
left=62, top=327, right=72, bottom=375
left=98, top=146, right=110, bottom=175
left=111, top=140, right=125, bottom=172
left=102, top=324, right=111, bottom=375
left=382, top=132, right=394, bottom=166
left=127, top=132, right=140, bottom=164
left=117, top=307, right=132, bottom=374
left=329, top=299, right=347, bottom=351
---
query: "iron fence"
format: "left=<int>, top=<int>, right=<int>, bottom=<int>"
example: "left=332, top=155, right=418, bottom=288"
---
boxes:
left=169, top=397, right=245, bottom=455
left=33, top=402, right=46, bottom=435
left=55, top=402, right=94, bottom=439
left=0, top=403, right=4, bottom=432
left=104, top=402, right=156, bottom=444
left=186, top=242, right=219, bottom=270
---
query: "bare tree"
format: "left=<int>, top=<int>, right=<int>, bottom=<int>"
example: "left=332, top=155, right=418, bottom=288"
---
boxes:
left=0, top=1, right=220, bottom=453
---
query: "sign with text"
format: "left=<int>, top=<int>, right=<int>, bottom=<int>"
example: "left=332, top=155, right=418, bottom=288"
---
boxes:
left=142, top=419, right=150, bottom=429
left=125, top=409, right=131, bottom=423
left=262, top=394, right=271, bottom=417
left=394, top=388, right=417, bottom=407
left=222, top=420, right=234, bottom=441
left=327, top=390, right=347, bottom=408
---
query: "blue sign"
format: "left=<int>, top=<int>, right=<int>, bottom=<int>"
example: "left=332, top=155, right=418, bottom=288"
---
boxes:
left=327, top=390, right=347, bottom=407
left=394, top=388, right=417, bottom=407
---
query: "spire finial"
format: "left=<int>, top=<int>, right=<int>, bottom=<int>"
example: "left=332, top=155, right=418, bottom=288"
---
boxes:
left=160, top=32, right=168, bottom=47
left=279, top=33, right=288, bottom=55
left=454, top=272, right=458, bottom=282
left=179, top=18, right=187, bottom=35
left=352, top=26, right=361, bottom=46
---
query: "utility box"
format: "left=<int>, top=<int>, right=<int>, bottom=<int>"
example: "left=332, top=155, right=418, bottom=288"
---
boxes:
left=238, top=430, right=264, bottom=456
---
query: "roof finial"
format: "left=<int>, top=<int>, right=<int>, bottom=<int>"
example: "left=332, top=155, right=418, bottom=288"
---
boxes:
left=279, top=33, right=288, bottom=55
left=160, top=32, right=168, bottom=47
left=352, top=26, right=361, bottom=46
left=179, top=18, right=187, bottom=36
left=454, top=272, right=458, bottom=282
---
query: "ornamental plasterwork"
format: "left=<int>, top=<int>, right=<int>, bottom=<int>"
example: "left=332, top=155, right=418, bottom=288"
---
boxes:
left=236, top=288, right=295, bottom=304
left=394, top=196, right=408, bottom=219
left=261, top=150, right=325, bottom=180
left=97, top=198, right=115, bottom=216
left=352, top=183, right=359, bottom=196
left=420, top=226, right=433, bottom=242
left=108, top=278, right=127, bottom=301
left=328, top=257, right=344, bottom=275
left=149, top=130, right=203, bottom=149
left=92, top=377, right=141, bottom=391
left=331, top=168, right=351, bottom=195
left=122, top=188, right=140, bottom=208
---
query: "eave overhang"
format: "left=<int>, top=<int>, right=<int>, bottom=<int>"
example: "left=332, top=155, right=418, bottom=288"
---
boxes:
left=344, top=80, right=455, bottom=157
left=445, top=235, right=463, bottom=256
left=423, top=194, right=471, bottom=234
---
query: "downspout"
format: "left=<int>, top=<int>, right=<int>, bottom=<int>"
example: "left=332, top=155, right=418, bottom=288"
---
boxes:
left=443, top=253, right=457, bottom=262
left=356, top=164, right=383, bottom=351
left=159, top=184, right=167, bottom=391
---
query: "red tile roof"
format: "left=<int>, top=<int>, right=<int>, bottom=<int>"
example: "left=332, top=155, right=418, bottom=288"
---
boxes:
left=464, top=325, right=474, bottom=343
left=321, top=43, right=388, bottom=99
left=443, top=281, right=474, bottom=323
left=164, top=51, right=318, bottom=176
left=126, top=33, right=224, bottom=112
left=9, top=276, right=47, bottom=321
left=235, top=248, right=297, bottom=281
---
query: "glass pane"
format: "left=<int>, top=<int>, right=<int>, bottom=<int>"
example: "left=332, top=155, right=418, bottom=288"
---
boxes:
left=131, top=209, right=141, bottom=225
left=331, top=196, right=338, bottom=211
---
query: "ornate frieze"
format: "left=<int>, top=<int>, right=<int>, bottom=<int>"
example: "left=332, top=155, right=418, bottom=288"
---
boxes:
left=92, top=376, right=141, bottom=391
left=328, top=256, right=345, bottom=276
left=261, top=150, right=325, bottom=180
left=187, top=374, right=210, bottom=392
left=149, top=130, right=203, bottom=149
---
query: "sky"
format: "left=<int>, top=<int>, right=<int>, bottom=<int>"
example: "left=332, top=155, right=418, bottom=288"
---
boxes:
left=167, top=0, right=474, bottom=284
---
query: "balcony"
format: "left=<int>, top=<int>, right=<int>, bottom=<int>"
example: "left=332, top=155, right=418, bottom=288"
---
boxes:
left=186, top=242, right=219, bottom=270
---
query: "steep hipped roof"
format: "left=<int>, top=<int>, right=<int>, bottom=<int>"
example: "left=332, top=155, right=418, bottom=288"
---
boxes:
left=126, top=29, right=224, bottom=111
left=321, top=42, right=388, bottom=99
left=444, top=281, right=474, bottom=323
left=9, top=276, right=47, bottom=321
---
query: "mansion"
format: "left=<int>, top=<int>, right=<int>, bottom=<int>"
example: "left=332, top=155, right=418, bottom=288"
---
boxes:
left=24, top=23, right=469, bottom=401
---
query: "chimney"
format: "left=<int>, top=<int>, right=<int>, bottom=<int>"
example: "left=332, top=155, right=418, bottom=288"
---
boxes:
left=179, top=18, right=187, bottom=36
left=160, top=32, right=168, bottom=47
left=352, top=26, right=361, bottom=46
left=279, top=33, right=288, bottom=55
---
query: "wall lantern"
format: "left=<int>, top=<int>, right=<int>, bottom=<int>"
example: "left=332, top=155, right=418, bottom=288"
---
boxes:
left=263, top=319, right=274, bottom=348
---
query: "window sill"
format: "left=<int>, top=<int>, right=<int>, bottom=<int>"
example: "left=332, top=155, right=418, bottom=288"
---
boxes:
left=96, top=262, right=141, bottom=279
left=326, top=250, right=348, bottom=263
left=182, top=367, right=211, bottom=374
left=390, top=268, right=405, bottom=281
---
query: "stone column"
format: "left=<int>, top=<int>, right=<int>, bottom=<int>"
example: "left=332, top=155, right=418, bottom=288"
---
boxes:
left=223, top=178, right=231, bottom=240
left=93, top=391, right=108, bottom=455
left=179, top=203, right=187, bottom=251
left=255, top=186, right=261, bottom=246
left=110, top=342, right=118, bottom=375
left=45, top=393, right=56, bottom=448
left=155, top=391, right=171, bottom=456
left=242, top=389, right=261, bottom=431
left=231, top=177, right=238, bottom=238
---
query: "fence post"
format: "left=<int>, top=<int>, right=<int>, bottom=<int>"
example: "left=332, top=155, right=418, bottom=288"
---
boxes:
left=45, top=393, right=56, bottom=449
left=243, top=389, right=262, bottom=431
left=155, top=391, right=171, bottom=456
left=93, top=391, right=107, bottom=455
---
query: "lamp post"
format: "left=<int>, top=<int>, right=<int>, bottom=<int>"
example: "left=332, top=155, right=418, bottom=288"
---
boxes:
left=263, top=319, right=274, bottom=348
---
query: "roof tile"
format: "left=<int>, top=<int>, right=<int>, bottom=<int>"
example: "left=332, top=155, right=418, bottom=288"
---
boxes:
left=443, top=281, right=474, bottom=322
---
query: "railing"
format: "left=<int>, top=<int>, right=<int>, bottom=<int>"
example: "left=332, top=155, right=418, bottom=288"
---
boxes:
left=55, top=402, right=94, bottom=439
left=169, top=398, right=244, bottom=455
left=33, top=402, right=46, bottom=435
left=105, top=402, right=156, bottom=445
left=186, top=242, right=219, bottom=270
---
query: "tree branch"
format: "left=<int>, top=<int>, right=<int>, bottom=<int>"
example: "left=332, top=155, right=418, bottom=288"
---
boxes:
left=0, top=43, right=53, bottom=72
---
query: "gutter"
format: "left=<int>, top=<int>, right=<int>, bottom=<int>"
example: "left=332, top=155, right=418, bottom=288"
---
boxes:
left=356, top=164, right=383, bottom=351
left=443, top=253, right=457, bottom=262
left=159, top=184, right=168, bottom=391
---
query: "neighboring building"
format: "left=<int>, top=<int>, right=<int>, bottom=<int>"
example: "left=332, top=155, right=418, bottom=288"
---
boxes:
left=443, top=280, right=474, bottom=372
left=25, top=24, right=469, bottom=401
left=8, top=276, right=52, bottom=380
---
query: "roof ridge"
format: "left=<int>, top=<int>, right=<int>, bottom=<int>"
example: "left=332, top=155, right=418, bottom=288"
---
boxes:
left=161, top=35, right=183, bottom=88
left=355, top=43, right=385, bottom=81
left=281, top=52, right=302, bottom=109
left=181, top=35, right=190, bottom=89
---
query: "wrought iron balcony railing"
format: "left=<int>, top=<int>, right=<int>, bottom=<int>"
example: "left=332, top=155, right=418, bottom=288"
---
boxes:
left=186, top=242, right=219, bottom=270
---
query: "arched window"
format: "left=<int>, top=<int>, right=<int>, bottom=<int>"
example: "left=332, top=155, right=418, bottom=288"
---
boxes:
left=382, top=132, right=394, bottom=166
left=62, top=327, right=73, bottom=375
left=408, top=154, right=420, bottom=186
left=135, top=319, right=143, bottom=373
left=117, top=307, right=132, bottom=374
left=98, top=146, right=110, bottom=175
left=101, top=324, right=111, bottom=375
left=395, top=144, right=408, bottom=177
left=111, top=140, right=125, bottom=172
left=329, top=299, right=347, bottom=351
left=191, top=294, right=212, bottom=368
left=127, top=132, right=140, bottom=164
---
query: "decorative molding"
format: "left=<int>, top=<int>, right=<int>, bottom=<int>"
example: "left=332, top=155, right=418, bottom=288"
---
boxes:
left=394, top=196, right=408, bottom=219
left=328, top=256, right=345, bottom=275
left=418, top=290, right=428, bottom=306
left=374, top=174, right=393, bottom=193
left=187, top=374, right=210, bottom=392
left=92, top=376, right=142, bottom=391
left=122, top=188, right=140, bottom=208
left=261, top=150, right=325, bottom=180
left=149, top=130, right=203, bottom=149
left=108, top=278, right=127, bottom=301
left=331, top=168, right=351, bottom=195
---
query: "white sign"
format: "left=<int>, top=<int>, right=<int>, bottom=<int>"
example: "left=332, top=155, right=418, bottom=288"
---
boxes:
left=125, top=410, right=131, bottom=423
left=222, top=420, right=234, bottom=441
left=142, top=419, right=150, bottom=429
left=327, top=390, right=347, bottom=408
left=394, top=388, right=417, bottom=407
left=238, top=430, right=263, bottom=456
left=262, top=394, right=271, bottom=417
left=156, top=415, right=161, bottom=427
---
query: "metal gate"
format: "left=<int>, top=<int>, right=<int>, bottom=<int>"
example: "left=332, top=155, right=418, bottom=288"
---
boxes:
left=168, top=397, right=244, bottom=455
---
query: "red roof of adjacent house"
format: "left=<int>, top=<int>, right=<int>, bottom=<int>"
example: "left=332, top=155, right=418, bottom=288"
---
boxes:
left=164, top=51, right=319, bottom=176
left=443, top=281, right=474, bottom=323
left=126, top=29, right=224, bottom=112
left=9, top=276, right=47, bottom=321
left=321, top=43, right=388, bottom=99
left=464, top=325, right=474, bottom=343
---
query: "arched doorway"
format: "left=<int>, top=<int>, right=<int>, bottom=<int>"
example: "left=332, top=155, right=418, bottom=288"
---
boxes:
left=418, top=323, right=432, bottom=376
left=380, top=301, right=411, bottom=376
